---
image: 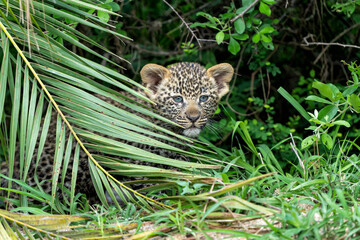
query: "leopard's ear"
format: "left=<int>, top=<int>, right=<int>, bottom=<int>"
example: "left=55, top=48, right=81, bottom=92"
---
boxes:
left=140, top=64, right=170, bottom=98
left=206, top=63, right=234, bottom=99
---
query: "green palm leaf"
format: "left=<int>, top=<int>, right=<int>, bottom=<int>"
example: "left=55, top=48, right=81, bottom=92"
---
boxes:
left=0, top=0, right=224, bottom=213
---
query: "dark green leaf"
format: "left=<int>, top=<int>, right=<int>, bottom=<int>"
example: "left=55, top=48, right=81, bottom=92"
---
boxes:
left=312, top=82, right=336, bottom=101
left=318, top=105, right=338, bottom=122
left=321, top=133, right=333, bottom=149
left=261, top=41, right=274, bottom=50
left=259, top=2, right=271, bottom=16
left=232, top=33, right=249, bottom=41
left=343, top=85, right=358, bottom=97
left=216, top=31, right=224, bottom=44
left=234, top=18, right=246, bottom=34
left=97, top=11, right=110, bottom=23
left=261, top=34, right=272, bottom=43
left=228, top=37, right=241, bottom=55
left=260, top=26, right=275, bottom=34
left=252, top=33, right=260, bottom=43
left=333, top=120, right=350, bottom=127
left=348, top=94, right=360, bottom=112
left=262, top=0, right=276, bottom=4
left=301, top=135, right=316, bottom=149
left=305, top=95, right=332, bottom=105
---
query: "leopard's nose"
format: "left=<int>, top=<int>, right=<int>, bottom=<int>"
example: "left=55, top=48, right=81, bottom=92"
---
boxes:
left=186, top=114, right=200, bottom=122
left=186, top=102, right=200, bottom=123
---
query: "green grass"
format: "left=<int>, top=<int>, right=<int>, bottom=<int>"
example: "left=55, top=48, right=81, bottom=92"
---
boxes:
left=1, top=0, right=360, bottom=239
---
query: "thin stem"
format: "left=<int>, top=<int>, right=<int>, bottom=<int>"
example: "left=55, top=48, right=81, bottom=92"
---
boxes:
left=230, top=0, right=260, bottom=23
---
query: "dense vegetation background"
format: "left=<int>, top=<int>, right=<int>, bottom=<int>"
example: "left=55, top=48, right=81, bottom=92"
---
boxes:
left=80, top=0, right=360, bottom=163
left=0, top=0, right=360, bottom=239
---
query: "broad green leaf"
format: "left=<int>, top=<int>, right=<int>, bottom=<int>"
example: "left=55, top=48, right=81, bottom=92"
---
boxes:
left=259, top=2, right=271, bottom=16
left=305, top=95, right=332, bottom=105
left=343, top=85, right=358, bottom=97
left=301, top=135, right=316, bottom=149
left=332, top=120, right=350, bottom=128
left=321, top=133, right=333, bottom=149
left=261, top=41, right=274, bottom=50
left=318, top=105, right=337, bottom=122
left=261, top=34, right=272, bottom=43
left=262, top=0, right=276, bottom=4
left=215, top=31, right=224, bottom=44
left=348, top=93, right=360, bottom=112
left=242, top=0, right=253, bottom=7
left=97, top=11, right=110, bottom=23
left=232, top=33, right=249, bottom=41
left=312, top=81, right=339, bottom=101
left=234, top=18, right=246, bottom=34
left=252, top=33, right=260, bottom=43
left=228, top=37, right=241, bottom=55
left=260, top=26, right=275, bottom=34
left=195, top=12, right=217, bottom=24
left=190, top=22, right=218, bottom=29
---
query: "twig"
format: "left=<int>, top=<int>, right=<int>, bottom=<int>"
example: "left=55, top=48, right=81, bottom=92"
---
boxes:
left=302, top=37, right=360, bottom=50
left=309, top=22, right=360, bottom=64
left=231, top=0, right=260, bottom=23
left=162, top=0, right=202, bottom=47
left=198, top=38, right=228, bottom=44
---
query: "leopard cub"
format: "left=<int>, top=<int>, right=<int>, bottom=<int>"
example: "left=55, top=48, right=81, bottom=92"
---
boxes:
left=0, top=62, right=234, bottom=203
left=141, top=62, right=234, bottom=137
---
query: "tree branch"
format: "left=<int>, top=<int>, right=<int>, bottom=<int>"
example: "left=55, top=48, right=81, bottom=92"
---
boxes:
left=162, top=0, right=202, bottom=47
left=309, top=22, right=360, bottom=64
left=302, top=39, right=360, bottom=50
left=230, top=0, right=260, bottom=23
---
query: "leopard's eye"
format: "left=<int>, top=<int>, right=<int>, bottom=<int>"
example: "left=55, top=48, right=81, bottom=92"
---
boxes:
left=199, top=95, right=209, bottom=102
left=173, top=96, right=183, bottom=103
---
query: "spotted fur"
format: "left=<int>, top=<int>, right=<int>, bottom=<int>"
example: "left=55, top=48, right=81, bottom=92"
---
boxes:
left=0, top=62, right=233, bottom=204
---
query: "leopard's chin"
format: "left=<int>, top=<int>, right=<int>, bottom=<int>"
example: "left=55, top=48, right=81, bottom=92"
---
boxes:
left=183, top=128, right=201, bottom=138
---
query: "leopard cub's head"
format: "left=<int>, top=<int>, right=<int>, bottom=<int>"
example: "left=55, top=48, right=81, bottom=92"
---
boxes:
left=140, top=62, right=234, bottom=138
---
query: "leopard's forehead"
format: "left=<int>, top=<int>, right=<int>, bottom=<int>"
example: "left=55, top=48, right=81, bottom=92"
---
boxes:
left=166, top=62, right=213, bottom=97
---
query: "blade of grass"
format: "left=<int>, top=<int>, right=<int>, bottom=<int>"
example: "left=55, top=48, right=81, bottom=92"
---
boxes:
left=6, top=54, right=21, bottom=198
left=278, top=87, right=312, bottom=123
left=0, top=31, right=9, bottom=124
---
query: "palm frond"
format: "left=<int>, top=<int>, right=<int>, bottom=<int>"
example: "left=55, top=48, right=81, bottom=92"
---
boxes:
left=0, top=0, right=228, bottom=215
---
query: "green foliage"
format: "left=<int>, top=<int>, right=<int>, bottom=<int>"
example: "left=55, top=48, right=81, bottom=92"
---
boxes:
left=191, top=0, right=278, bottom=55
left=1, top=0, right=360, bottom=238
left=332, top=0, right=360, bottom=17
left=299, top=62, right=360, bottom=151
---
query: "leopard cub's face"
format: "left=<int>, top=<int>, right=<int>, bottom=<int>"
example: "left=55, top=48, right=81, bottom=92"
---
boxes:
left=141, top=62, right=234, bottom=138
